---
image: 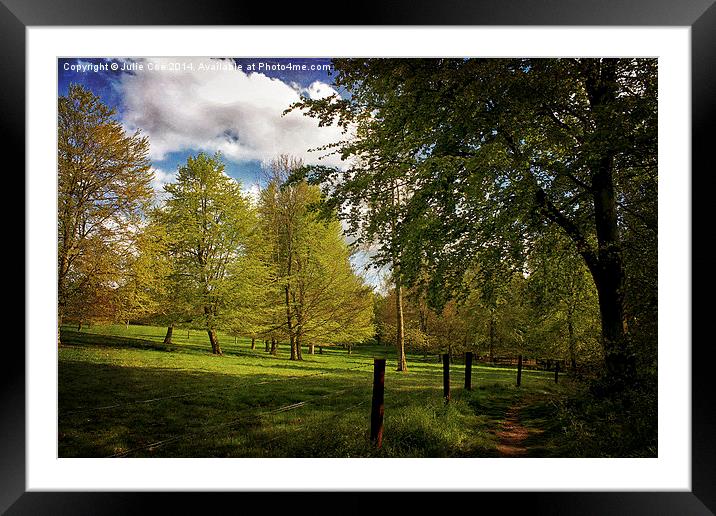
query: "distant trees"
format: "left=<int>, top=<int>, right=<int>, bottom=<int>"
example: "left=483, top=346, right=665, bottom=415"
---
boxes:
left=258, top=156, right=374, bottom=360
left=57, top=84, right=152, bottom=341
left=526, top=230, right=602, bottom=370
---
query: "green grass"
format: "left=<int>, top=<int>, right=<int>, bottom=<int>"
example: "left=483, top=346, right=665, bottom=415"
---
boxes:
left=59, top=323, right=580, bottom=458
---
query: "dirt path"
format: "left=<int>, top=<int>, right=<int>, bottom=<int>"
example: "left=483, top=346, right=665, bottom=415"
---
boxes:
left=496, top=404, right=530, bottom=456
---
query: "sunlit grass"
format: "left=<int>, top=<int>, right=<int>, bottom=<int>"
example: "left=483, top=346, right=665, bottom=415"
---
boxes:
left=59, top=323, right=576, bottom=458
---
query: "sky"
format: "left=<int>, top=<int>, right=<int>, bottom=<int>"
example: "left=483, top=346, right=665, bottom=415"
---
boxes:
left=58, top=57, right=387, bottom=290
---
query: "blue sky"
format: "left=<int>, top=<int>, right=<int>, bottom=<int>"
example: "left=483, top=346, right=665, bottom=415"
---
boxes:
left=58, top=57, right=343, bottom=191
left=58, top=56, right=386, bottom=289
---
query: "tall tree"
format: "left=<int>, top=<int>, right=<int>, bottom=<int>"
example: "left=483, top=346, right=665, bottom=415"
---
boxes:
left=291, top=58, right=656, bottom=387
left=259, top=156, right=375, bottom=360
left=160, top=152, right=255, bottom=355
left=58, top=83, right=152, bottom=341
left=284, top=124, right=413, bottom=369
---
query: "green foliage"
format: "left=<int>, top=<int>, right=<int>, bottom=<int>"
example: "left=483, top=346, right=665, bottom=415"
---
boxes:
left=158, top=152, right=258, bottom=351
left=58, top=83, right=152, bottom=327
left=550, top=382, right=657, bottom=457
left=114, top=217, right=172, bottom=325
left=258, top=156, right=375, bottom=356
left=290, top=58, right=657, bottom=383
left=525, top=229, right=603, bottom=366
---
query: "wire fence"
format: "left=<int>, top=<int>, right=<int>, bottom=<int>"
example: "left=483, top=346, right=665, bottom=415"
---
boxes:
left=65, top=352, right=557, bottom=458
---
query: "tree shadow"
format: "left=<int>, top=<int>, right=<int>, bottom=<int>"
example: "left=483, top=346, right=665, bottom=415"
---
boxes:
left=58, top=360, right=374, bottom=458
left=60, top=330, right=176, bottom=352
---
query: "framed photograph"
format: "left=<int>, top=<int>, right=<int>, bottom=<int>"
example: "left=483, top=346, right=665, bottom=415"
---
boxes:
left=10, top=0, right=713, bottom=513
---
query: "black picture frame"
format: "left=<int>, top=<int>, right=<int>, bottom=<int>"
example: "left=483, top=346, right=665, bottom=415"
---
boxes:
left=7, top=0, right=713, bottom=513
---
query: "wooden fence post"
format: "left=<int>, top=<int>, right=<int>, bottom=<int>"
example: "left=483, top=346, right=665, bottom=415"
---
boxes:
left=442, top=353, right=450, bottom=403
left=555, top=361, right=559, bottom=383
left=517, top=354, right=523, bottom=387
left=464, top=352, right=473, bottom=391
left=370, top=358, right=386, bottom=448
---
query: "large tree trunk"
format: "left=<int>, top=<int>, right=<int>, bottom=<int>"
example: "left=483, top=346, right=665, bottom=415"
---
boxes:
left=536, top=60, right=636, bottom=388
left=592, top=262, right=634, bottom=385
left=265, top=339, right=270, bottom=352
left=271, top=338, right=277, bottom=356
left=309, top=344, right=315, bottom=355
left=395, top=279, right=408, bottom=372
left=163, top=324, right=174, bottom=345
left=204, top=305, right=223, bottom=355
left=289, top=335, right=297, bottom=360
left=391, top=179, right=407, bottom=372
left=207, top=329, right=222, bottom=355
left=58, top=256, right=70, bottom=347
left=251, top=337, right=255, bottom=350
left=204, top=305, right=222, bottom=355
left=286, top=284, right=299, bottom=361
left=58, top=312, right=63, bottom=347
left=588, top=154, right=634, bottom=384
left=586, top=60, right=635, bottom=387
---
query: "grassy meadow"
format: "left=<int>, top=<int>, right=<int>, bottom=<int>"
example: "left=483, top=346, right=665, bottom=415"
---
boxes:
left=59, top=324, right=579, bottom=458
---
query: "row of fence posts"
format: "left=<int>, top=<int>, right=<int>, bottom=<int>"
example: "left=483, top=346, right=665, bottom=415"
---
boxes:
left=369, top=352, right=561, bottom=448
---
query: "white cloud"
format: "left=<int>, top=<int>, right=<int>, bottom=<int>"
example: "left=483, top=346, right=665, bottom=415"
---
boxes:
left=119, top=58, right=348, bottom=168
left=241, top=181, right=262, bottom=204
left=149, top=166, right=177, bottom=203
left=303, top=80, right=340, bottom=100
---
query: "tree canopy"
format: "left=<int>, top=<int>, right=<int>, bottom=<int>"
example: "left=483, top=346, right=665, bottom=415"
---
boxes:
left=290, top=58, right=657, bottom=387
left=58, top=84, right=153, bottom=336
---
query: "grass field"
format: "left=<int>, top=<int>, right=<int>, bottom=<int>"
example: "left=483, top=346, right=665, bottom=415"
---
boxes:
left=58, top=324, right=578, bottom=458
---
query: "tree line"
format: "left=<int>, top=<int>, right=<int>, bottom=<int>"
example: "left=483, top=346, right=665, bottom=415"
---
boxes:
left=58, top=56, right=657, bottom=391
left=58, top=84, right=374, bottom=359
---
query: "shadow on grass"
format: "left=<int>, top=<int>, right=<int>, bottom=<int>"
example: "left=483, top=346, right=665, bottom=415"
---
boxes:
left=464, top=383, right=522, bottom=421
left=520, top=399, right=565, bottom=457
left=58, top=359, right=377, bottom=458
left=61, top=330, right=177, bottom=352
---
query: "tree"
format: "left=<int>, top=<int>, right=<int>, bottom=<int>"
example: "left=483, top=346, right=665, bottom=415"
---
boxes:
left=58, top=83, right=152, bottom=341
left=159, top=152, right=256, bottom=355
left=258, top=156, right=375, bottom=360
left=114, top=217, right=171, bottom=329
left=284, top=103, right=417, bottom=371
left=220, top=235, right=276, bottom=347
left=526, top=229, right=602, bottom=371
left=291, top=58, right=657, bottom=387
